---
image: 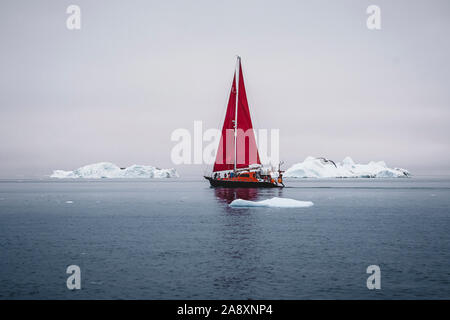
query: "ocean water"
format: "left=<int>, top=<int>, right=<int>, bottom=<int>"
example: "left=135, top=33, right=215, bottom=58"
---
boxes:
left=0, top=177, right=449, bottom=299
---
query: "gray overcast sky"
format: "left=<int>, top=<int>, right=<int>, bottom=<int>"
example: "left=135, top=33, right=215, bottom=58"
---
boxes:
left=0, top=0, right=449, bottom=178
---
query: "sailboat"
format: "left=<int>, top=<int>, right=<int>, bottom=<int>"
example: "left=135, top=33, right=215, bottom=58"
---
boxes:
left=204, top=57, right=284, bottom=188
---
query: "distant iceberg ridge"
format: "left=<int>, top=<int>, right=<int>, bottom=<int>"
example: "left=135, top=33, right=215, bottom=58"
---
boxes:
left=284, top=157, right=410, bottom=178
left=51, top=162, right=179, bottom=179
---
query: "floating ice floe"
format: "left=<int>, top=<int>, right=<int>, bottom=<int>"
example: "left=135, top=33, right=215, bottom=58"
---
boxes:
left=230, top=197, right=314, bottom=208
left=284, top=156, right=410, bottom=178
left=51, top=162, right=179, bottom=179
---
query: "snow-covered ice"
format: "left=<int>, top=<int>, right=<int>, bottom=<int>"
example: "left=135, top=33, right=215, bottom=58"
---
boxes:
left=284, top=156, right=410, bottom=178
left=229, top=197, right=314, bottom=208
left=51, top=162, right=179, bottom=179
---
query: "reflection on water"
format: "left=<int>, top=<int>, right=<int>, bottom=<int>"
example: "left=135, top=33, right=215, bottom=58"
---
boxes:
left=212, top=186, right=285, bottom=296
left=213, top=187, right=284, bottom=205
left=213, top=188, right=259, bottom=294
left=214, top=188, right=260, bottom=204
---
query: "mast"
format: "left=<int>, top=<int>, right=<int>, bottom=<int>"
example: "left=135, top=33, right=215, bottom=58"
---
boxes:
left=234, top=56, right=240, bottom=172
left=212, top=56, right=260, bottom=173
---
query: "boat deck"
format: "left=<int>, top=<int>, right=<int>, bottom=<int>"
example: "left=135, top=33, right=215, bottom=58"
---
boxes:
left=204, top=176, right=282, bottom=188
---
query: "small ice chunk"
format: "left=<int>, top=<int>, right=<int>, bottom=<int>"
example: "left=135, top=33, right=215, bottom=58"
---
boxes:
left=65, top=200, right=74, bottom=204
left=229, top=197, right=314, bottom=208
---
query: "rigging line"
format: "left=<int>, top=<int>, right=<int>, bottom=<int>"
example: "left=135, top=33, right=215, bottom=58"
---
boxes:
left=240, top=59, right=262, bottom=162
left=238, top=57, right=263, bottom=167
left=205, top=59, right=238, bottom=174
left=234, top=56, right=240, bottom=172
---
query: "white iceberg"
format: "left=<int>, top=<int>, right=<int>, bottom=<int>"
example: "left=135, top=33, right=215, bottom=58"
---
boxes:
left=51, top=162, right=179, bottom=179
left=284, top=156, right=410, bottom=178
left=229, top=197, right=314, bottom=208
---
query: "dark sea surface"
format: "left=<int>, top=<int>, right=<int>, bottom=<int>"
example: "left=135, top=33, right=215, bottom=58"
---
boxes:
left=0, top=177, right=449, bottom=299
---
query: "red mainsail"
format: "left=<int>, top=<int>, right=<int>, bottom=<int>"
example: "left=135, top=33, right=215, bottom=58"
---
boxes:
left=213, top=58, right=261, bottom=172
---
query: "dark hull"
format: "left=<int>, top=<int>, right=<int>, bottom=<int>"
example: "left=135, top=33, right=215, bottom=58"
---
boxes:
left=204, top=176, right=281, bottom=188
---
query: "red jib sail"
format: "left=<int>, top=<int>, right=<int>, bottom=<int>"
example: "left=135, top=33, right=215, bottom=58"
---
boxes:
left=213, top=59, right=261, bottom=172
